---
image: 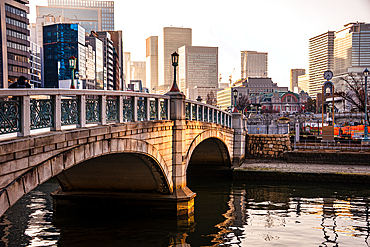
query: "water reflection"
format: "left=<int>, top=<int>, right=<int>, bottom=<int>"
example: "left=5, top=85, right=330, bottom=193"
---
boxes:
left=1, top=171, right=370, bottom=246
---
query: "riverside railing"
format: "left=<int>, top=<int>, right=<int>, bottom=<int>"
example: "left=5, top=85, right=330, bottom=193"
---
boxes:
left=0, top=89, right=232, bottom=137
left=184, top=99, right=232, bottom=128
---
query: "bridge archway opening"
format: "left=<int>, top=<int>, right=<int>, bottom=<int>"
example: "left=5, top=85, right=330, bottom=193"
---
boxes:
left=187, top=138, right=232, bottom=183
left=55, top=153, right=171, bottom=195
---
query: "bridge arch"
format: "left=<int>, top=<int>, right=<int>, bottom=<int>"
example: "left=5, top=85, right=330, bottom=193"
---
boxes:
left=185, top=129, right=233, bottom=170
left=0, top=138, right=172, bottom=216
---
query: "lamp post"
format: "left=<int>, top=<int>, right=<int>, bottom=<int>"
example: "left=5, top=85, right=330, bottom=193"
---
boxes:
left=69, top=56, right=77, bottom=89
left=233, top=89, right=238, bottom=113
left=363, top=68, right=369, bottom=142
left=170, top=51, right=180, bottom=92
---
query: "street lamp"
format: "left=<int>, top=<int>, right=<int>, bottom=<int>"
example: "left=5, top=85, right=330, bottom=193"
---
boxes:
left=69, top=56, right=77, bottom=89
left=233, top=89, right=238, bottom=113
left=363, top=68, right=369, bottom=142
left=170, top=51, right=180, bottom=92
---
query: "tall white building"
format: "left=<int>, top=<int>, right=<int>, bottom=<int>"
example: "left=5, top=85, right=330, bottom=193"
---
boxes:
left=130, top=61, right=146, bottom=88
left=178, top=45, right=218, bottom=99
left=241, top=51, right=268, bottom=79
left=159, top=27, right=192, bottom=92
left=146, top=36, right=158, bottom=92
left=308, top=31, right=335, bottom=98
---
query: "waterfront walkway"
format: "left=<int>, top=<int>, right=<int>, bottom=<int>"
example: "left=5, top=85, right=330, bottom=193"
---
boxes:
left=234, top=159, right=370, bottom=183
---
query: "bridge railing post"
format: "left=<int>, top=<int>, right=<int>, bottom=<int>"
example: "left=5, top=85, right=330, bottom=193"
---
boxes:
left=78, top=95, right=86, bottom=128
left=118, top=95, right=124, bottom=123
left=100, top=95, right=106, bottom=125
left=133, top=96, right=138, bottom=122
left=51, top=94, right=61, bottom=131
left=18, top=95, right=30, bottom=137
left=145, top=96, right=150, bottom=121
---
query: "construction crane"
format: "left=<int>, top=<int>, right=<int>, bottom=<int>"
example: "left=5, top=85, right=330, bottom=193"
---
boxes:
left=229, top=68, right=235, bottom=86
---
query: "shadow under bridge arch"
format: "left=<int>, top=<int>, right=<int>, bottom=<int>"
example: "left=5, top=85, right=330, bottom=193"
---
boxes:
left=186, top=136, right=232, bottom=168
left=56, top=152, right=172, bottom=195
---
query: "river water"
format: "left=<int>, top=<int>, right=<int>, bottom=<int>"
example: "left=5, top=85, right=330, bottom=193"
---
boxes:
left=1, top=167, right=370, bottom=246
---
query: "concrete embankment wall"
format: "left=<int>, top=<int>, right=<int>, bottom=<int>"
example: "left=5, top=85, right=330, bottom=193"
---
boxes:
left=246, top=134, right=291, bottom=159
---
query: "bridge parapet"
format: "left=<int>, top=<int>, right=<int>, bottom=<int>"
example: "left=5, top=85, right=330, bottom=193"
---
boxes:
left=0, top=89, right=232, bottom=138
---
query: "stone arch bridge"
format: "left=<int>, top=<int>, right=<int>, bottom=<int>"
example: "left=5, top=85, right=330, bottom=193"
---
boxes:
left=0, top=89, right=246, bottom=217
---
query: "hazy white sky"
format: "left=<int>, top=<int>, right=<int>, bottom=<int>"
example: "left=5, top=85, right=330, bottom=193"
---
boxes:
left=28, top=0, right=370, bottom=88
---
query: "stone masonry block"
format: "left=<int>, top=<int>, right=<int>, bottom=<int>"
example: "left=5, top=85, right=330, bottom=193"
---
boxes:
left=14, top=150, right=29, bottom=160
left=0, top=153, right=14, bottom=164
left=28, top=151, right=54, bottom=168
left=77, top=138, right=88, bottom=145
left=0, top=139, right=34, bottom=155
left=110, top=139, right=118, bottom=153
left=88, top=136, right=96, bottom=143
left=0, top=157, right=28, bottom=175
left=63, top=149, right=75, bottom=169
left=44, top=144, right=56, bottom=153
left=74, top=145, right=85, bottom=164
left=117, top=139, right=125, bottom=152
left=34, top=132, right=65, bottom=148
left=30, top=147, right=44, bottom=156
left=0, top=173, right=15, bottom=189
left=0, top=191, right=10, bottom=217
left=102, top=140, right=109, bottom=154
left=6, top=178, right=25, bottom=206
left=94, top=141, right=103, bottom=156
left=22, top=168, right=39, bottom=194
left=37, top=160, right=52, bottom=184
left=65, top=129, right=89, bottom=141
left=84, top=143, right=93, bottom=160
left=50, top=155, right=64, bottom=176
left=56, top=141, right=67, bottom=150
left=89, top=126, right=109, bottom=137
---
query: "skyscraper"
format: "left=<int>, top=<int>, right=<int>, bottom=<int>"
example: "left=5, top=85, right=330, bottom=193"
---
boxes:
left=0, top=0, right=30, bottom=88
left=241, top=51, right=268, bottom=79
left=334, top=22, right=370, bottom=77
left=47, top=0, right=114, bottom=31
left=108, top=30, right=123, bottom=90
left=146, top=36, right=158, bottom=92
left=96, top=31, right=114, bottom=90
left=86, top=31, right=104, bottom=90
left=159, top=27, right=192, bottom=91
left=178, top=46, right=218, bottom=97
left=290, top=69, right=305, bottom=91
left=308, top=31, right=335, bottom=98
left=43, top=23, right=86, bottom=88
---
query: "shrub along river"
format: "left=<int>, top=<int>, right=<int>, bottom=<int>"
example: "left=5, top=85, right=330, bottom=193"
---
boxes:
left=1, top=165, right=370, bottom=246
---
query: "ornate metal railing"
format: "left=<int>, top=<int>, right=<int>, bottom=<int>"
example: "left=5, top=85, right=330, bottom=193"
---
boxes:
left=184, top=99, right=232, bottom=128
left=0, top=89, right=233, bottom=137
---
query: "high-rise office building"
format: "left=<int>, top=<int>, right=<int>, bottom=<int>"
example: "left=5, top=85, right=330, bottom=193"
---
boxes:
left=298, top=74, right=309, bottom=93
left=108, top=30, right=123, bottom=90
left=333, top=22, right=370, bottom=78
left=130, top=61, right=146, bottom=88
left=36, top=6, right=101, bottom=35
left=178, top=46, right=218, bottom=97
left=290, top=69, right=305, bottom=91
left=47, top=0, right=114, bottom=31
left=84, top=43, right=96, bottom=89
left=29, top=41, right=42, bottom=88
left=43, top=23, right=86, bottom=88
left=241, top=51, right=268, bottom=79
left=96, top=31, right=114, bottom=90
left=146, top=36, right=158, bottom=92
left=122, top=52, right=131, bottom=89
left=0, top=0, right=30, bottom=88
left=308, top=31, right=335, bottom=98
left=86, top=31, right=104, bottom=90
left=159, top=27, right=192, bottom=91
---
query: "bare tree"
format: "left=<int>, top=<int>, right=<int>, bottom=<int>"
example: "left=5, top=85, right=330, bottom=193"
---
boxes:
left=236, top=94, right=249, bottom=112
left=336, top=73, right=368, bottom=120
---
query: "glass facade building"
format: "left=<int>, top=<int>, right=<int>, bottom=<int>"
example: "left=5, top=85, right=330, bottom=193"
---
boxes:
left=47, top=0, right=114, bottom=31
left=241, top=51, right=268, bottom=79
left=0, top=0, right=30, bottom=88
left=43, top=23, right=85, bottom=88
left=29, top=41, right=42, bottom=88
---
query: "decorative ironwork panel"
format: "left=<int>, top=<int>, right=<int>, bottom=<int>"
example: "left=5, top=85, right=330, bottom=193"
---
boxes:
left=192, top=104, right=196, bottom=120
left=221, top=113, right=224, bottom=125
left=213, top=110, right=217, bottom=123
left=185, top=103, right=190, bottom=120
left=204, top=107, right=208, bottom=122
left=229, top=116, right=232, bottom=127
left=137, top=99, right=146, bottom=121
left=123, top=98, right=133, bottom=122
left=208, top=109, right=212, bottom=122
left=61, top=99, right=79, bottom=125
left=149, top=100, right=157, bottom=120
left=160, top=100, right=167, bottom=120
left=0, top=99, right=20, bottom=134
left=30, top=99, right=53, bottom=130
left=86, top=99, right=100, bottom=123
left=198, top=106, right=202, bottom=121
left=106, top=98, right=118, bottom=122
left=218, top=111, right=221, bottom=124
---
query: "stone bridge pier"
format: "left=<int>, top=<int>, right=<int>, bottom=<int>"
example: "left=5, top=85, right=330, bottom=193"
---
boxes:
left=0, top=89, right=247, bottom=218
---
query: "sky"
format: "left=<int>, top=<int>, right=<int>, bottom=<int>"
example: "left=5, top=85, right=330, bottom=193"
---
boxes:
left=28, top=0, right=370, bottom=88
